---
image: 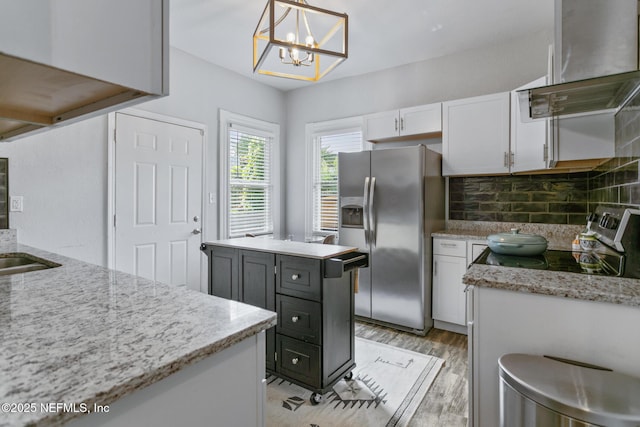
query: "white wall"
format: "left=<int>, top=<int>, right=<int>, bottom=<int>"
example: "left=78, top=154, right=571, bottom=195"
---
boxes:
left=0, top=30, right=551, bottom=266
left=284, top=29, right=553, bottom=237
left=0, top=116, right=109, bottom=266
left=0, top=47, right=286, bottom=267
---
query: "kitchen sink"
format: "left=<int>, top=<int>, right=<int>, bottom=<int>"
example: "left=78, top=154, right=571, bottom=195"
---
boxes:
left=0, top=253, right=61, bottom=276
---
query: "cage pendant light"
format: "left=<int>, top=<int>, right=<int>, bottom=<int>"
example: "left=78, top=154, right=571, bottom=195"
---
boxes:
left=253, top=0, right=348, bottom=82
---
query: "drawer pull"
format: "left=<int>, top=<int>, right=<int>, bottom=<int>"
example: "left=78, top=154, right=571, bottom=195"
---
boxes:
left=291, top=316, right=299, bottom=323
left=440, top=242, right=458, bottom=248
left=291, top=273, right=301, bottom=280
left=292, top=357, right=299, bottom=365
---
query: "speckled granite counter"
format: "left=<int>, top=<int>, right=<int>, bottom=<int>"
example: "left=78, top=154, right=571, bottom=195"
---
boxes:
left=0, top=242, right=276, bottom=427
left=433, top=220, right=583, bottom=250
left=464, top=256, right=640, bottom=307
left=434, top=221, right=640, bottom=307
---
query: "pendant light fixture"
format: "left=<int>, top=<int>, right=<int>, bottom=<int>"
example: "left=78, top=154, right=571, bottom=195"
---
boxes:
left=253, top=0, right=348, bottom=82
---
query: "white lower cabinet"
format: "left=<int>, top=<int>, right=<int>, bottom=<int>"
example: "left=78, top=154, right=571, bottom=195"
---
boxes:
left=469, top=286, right=640, bottom=427
left=432, top=238, right=468, bottom=331
left=433, top=253, right=467, bottom=325
left=433, top=238, right=487, bottom=333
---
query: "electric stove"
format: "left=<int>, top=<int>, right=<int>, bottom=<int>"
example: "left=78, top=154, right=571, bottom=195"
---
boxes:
left=473, top=206, right=640, bottom=279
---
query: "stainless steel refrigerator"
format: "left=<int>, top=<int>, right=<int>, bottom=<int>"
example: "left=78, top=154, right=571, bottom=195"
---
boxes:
left=338, top=145, right=444, bottom=334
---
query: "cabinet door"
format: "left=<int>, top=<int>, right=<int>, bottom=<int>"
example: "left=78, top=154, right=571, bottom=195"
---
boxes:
left=0, top=0, right=167, bottom=94
left=208, top=246, right=238, bottom=300
left=442, top=92, right=510, bottom=176
left=240, top=250, right=275, bottom=310
left=511, top=77, right=549, bottom=173
left=363, top=110, right=400, bottom=142
left=432, top=254, right=467, bottom=326
left=239, top=250, right=276, bottom=371
left=400, top=103, right=442, bottom=136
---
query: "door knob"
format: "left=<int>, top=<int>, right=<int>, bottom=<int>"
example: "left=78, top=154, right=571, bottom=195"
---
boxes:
left=192, top=228, right=202, bottom=235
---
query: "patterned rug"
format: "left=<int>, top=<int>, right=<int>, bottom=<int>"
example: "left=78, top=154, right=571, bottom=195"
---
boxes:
left=266, top=337, right=445, bottom=427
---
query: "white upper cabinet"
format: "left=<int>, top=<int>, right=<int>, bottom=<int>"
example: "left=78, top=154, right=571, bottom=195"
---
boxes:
left=442, top=92, right=510, bottom=176
left=363, top=103, right=442, bottom=142
left=0, top=0, right=168, bottom=141
left=0, top=0, right=167, bottom=94
left=511, top=77, right=550, bottom=173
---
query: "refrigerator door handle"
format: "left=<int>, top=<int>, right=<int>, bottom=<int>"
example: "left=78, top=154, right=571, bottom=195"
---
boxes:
left=363, top=177, right=371, bottom=246
left=369, top=177, right=376, bottom=246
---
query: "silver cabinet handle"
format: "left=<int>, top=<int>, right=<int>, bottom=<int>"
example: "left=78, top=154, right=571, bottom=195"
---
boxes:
left=400, top=117, right=404, bottom=131
left=192, top=228, right=201, bottom=235
left=291, top=274, right=300, bottom=280
left=291, top=316, right=299, bottom=323
left=394, top=118, right=398, bottom=131
left=292, top=357, right=299, bottom=365
left=440, top=242, right=458, bottom=248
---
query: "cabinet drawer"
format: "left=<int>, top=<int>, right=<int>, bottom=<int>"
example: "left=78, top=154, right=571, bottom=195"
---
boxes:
left=277, top=335, right=321, bottom=388
left=277, top=295, right=321, bottom=344
left=277, top=255, right=321, bottom=301
left=433, top=238, right=466, bottom=257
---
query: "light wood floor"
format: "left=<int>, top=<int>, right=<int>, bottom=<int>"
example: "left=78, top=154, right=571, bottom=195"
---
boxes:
left=355, top=321, right=469, bottom=426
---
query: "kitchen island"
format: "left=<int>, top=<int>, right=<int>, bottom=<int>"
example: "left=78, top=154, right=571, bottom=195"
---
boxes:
left=201, top=238, right=366, bottom=403
left=464, top=260, right=640, bottom=426
left=0, top=240, right=276, bottom=427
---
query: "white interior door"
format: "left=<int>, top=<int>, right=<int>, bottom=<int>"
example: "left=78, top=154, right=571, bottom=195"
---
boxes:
left=114, top=112, right=203, bottom=290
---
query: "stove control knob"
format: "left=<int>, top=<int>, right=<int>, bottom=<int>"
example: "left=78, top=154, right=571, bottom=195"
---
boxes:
left=599, top=213, right=618, bottom=230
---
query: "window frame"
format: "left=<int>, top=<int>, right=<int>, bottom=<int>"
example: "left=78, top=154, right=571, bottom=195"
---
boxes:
left=304, top=116, right=367, bottom=240
left=219, top=110, right=281, bottom=239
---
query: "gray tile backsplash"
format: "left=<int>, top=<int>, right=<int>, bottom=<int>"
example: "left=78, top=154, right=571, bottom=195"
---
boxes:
left=449, top=173, right=590, bottom=224
left=590, top=89, right=640, bottom=208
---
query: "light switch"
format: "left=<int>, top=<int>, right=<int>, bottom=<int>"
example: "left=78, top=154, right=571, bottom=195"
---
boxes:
left=10, top=196, right=23, bottom=212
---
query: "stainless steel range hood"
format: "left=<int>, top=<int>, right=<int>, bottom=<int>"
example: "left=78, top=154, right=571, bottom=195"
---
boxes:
left=520, top=69, right=640, bottom=120
left=518, top=0, right=639, bottom=120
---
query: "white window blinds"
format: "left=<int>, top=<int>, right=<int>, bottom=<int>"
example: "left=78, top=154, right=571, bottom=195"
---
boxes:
left=228, top=128, right=273, bottom=238
left=313, top=130, right=362, bottom=233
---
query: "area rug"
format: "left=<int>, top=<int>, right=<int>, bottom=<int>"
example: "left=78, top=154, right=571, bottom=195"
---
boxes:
left=266, top=337, right=445, bottom=427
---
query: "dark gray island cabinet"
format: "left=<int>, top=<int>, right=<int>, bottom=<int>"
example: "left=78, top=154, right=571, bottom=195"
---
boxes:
left=201, top=238, right=367, bottom=403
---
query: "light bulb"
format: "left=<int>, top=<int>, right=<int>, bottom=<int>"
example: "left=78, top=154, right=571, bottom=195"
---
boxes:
left=291, top=48, right=300, bottom=61
left=286, top=32, right=296, bottom=43
left=305, top=35, right=314, bottom=47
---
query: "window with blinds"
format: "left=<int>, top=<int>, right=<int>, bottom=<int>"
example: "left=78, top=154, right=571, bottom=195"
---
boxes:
left=228, top=128, right=272, bottom=238
left=312, top=130, right=362, bottom=234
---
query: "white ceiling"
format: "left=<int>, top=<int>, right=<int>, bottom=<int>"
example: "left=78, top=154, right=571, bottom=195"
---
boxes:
left=170, top=0, right=554, bottom=91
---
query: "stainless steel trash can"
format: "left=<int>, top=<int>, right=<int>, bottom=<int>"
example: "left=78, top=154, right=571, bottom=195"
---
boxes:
left=498, top=353, right=640, bottom=427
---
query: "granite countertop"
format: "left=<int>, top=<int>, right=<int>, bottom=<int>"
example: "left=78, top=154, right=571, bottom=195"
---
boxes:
left=464, top=262, right=640, bottom=307
left=432, top=220, right=584, bottom=250
left=435, top=221, right=640, bottom=307
left=0, top=242, right=277, bottom=427
left=204, top=237, right=358, bottom=259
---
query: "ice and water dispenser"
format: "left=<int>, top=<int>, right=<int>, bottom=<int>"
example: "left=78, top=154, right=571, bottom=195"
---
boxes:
left=340, top=197, right=364, bottom=228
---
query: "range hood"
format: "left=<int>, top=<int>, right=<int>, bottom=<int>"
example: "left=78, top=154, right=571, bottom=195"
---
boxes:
left=518, top=0, right=639, bottom=120
left=519, top=69, right=640, bottom=120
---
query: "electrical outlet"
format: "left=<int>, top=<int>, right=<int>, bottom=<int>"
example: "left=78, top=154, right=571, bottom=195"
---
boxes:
left=10, top=196, right=23, bottom=212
